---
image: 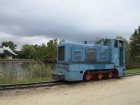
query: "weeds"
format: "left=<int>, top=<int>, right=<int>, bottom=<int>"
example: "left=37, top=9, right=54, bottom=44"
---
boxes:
left=22, top=62, right=52, bottom=79
left=0, top=62, right=53, bottom=84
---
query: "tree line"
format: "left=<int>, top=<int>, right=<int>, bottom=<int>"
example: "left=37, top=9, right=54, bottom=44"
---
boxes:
left=0, top=26, right=140, bottom=68
left=0, top=39, right=65, bottom=62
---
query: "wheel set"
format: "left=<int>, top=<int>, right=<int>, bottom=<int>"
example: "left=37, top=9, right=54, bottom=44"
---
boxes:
left=84, top=70, right=118, bottom=81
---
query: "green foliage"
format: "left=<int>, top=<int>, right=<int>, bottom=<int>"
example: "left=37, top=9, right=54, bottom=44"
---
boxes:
left=129, top=26, right=140, bottom=68
left=34, top=44, right=48, bottom=61
left=0, top=77, right=52, bottom=84
left=0, top=62, right=53, bottom=84
left=59, top=39, right=65, bottom=44
left=0, top=41, right=17, bottom=57
left=22, top=62, right=52, bottom=79
left=0, top=38, right=65, bottom=61
left=126, top=69, right=140, bottom=74
left=0, top=68, right=17, bottom=81
left=19, top=38, right=65, bottom=62
left=20, top=44, right=36, bottom=59
left=1, top=41, right=17, bottom=51
left=46, top=39, right=58, bottom=62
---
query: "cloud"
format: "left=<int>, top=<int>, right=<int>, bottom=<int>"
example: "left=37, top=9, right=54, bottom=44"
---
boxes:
left=0, top=0, right=140, bottom=48
left=0, top=32, right=51, bottom=50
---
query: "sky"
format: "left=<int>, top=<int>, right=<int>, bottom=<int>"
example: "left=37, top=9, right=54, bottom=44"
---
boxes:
left=0, top=0, right=140, bottom=50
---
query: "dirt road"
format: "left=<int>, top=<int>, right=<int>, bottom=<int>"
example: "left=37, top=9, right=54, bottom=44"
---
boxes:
left=0, top=75, right=140, bottom=105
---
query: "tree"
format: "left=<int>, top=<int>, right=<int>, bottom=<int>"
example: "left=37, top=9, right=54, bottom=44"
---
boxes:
left=1, top=41, right=17, bottom=51
left=34, top=44, right=48, bottom=61
left=59, top=39, right=65, bottom=44
left=20, top=44, right=36, bottom=59
left=46, top=39, right=58, bottom=62
left=18, top=38, right=65, bottom=60
left=129, top=26, right=140, bottom=68
left=34, top=39, right=65, bottom=62
left=0, top=41, right=17, bottom=57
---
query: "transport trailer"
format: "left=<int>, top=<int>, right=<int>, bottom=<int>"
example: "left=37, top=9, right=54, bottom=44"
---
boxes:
left=52, top=38, right=126, bottom=81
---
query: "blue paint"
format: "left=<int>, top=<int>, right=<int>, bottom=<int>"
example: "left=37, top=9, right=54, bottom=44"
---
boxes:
left=52, top=38, right=126, bottom=81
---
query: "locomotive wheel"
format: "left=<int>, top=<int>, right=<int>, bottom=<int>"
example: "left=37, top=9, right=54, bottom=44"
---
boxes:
left=108, top=72, right=113, bottom=79
left=85, top=74, right=91, bottom=81
left=98, top=73, right=102, bottom=80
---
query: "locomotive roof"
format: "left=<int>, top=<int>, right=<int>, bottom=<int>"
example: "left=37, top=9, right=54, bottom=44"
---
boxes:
left=58, top=38, right=124, bottom=47
left=58, top=42, right=97, bottom=46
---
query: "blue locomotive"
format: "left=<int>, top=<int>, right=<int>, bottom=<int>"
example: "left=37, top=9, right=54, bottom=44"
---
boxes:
left=52, top=38, right=125, bottom=81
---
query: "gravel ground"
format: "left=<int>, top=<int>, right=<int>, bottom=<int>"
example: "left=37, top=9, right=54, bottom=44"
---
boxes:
left=0, top=75, right=140, bottom=105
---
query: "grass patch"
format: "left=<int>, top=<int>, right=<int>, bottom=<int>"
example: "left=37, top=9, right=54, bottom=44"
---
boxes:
left=0, top=62, right=54, bottom=85
left=126, top=69, right=140, bottom=74
left=0, top=77, right=52, bottom=85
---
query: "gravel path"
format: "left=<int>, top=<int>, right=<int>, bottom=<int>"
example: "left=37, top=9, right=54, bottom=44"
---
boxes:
left=0, top=75, right=140, bottom=105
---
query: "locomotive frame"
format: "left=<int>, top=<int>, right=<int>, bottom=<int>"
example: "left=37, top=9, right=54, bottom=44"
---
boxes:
left=52, top=38, right=125, bottom=81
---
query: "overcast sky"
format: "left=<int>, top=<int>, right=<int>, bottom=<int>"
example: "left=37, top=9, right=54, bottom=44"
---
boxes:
left=0, top=0, right=140, bottom=50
